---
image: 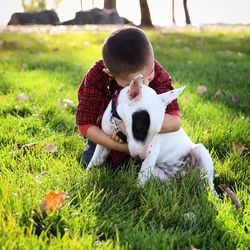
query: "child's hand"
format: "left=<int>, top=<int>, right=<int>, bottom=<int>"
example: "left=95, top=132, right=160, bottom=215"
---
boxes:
left=110, top=121, right=127, bottom=143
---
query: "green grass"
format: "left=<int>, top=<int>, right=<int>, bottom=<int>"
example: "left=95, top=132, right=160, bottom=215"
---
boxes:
left=0, top=26, right=249, bottom=250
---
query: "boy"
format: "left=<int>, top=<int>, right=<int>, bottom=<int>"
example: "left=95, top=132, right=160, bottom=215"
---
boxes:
left=76, top=27, right=181, bottom=169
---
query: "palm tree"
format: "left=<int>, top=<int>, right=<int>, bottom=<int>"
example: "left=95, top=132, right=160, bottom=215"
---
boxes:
left=139, top=0, right=153, bottom=27
left=183, top=0, right=191, bottom=25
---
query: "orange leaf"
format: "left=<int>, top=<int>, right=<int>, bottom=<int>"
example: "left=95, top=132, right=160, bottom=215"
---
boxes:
left=231, top=142, right=248, bottom=155
left=40, top=191, right=68, bottom=213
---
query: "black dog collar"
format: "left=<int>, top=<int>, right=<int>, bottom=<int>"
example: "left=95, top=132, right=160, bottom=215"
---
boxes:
left=110, top=90, right=127, bottom=143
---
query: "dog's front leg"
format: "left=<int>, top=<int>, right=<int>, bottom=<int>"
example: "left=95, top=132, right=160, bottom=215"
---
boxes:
left=87, top=145, right=110, bottom=170
left=138, top=138, right=160, bottom=186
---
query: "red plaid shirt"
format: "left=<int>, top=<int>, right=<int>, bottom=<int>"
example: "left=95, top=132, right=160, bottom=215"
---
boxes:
left=76, top=59, right=180, bottom=164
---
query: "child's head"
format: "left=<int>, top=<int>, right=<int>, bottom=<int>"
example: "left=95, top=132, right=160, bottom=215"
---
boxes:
left=102, top=27, right=155, bottom=87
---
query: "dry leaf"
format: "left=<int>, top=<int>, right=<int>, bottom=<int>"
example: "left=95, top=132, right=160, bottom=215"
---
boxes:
left=214, top=89, right=225, bottom=99
left=197, top=85, right=207, bottom=95
left=219, top=184, right=242, bottom=210
left=17, top=142, right=37, bottom=155
left=40, top=191, right=68, bottom=213
left=16, top=93, right=30, bottom=102
left=0, top=40, right=5, bottom=49
left=229, top=95, right=237, bottom=104
left=63, top=98, right=74, bottom=107
left=44, top=143, right=58, bottom=153
left=40, top=171, right=48, bottom=176
left=231, top=142, right=248, bottom=155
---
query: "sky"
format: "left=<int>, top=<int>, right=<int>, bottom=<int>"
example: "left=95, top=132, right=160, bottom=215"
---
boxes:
left=1, top=0, right=250, bottom=26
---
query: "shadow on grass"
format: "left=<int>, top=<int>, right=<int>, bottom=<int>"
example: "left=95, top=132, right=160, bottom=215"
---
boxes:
left=74, top=167, right=239, bottom=249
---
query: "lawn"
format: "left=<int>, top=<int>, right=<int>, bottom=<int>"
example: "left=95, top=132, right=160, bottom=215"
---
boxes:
left=0, top=25, right=249, bottom=249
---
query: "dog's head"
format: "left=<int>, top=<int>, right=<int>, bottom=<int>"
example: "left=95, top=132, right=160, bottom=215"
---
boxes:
left=117, top=75, right=185, bottom=160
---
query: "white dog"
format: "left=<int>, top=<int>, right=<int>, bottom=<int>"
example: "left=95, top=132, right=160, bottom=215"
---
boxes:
left=87, top=75, right=215, bottom=192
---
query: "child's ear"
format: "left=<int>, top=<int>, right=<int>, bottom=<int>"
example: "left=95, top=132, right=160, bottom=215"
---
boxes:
left=103, top=68, right=113, bottom=78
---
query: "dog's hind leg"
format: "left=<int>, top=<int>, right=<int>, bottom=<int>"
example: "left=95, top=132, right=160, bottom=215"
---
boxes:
left=87, top=145, right=110, bottom=170
left=191, top=144, right=216, bottom=193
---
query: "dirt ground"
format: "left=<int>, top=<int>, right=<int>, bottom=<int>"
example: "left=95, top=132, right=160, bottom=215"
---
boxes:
left=1, top=24, right=249, bottom=34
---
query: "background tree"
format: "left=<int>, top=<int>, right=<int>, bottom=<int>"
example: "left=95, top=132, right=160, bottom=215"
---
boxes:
left=172, top=0, right=176, bottom=25
left=183, top=0, right=191, bottom=25
left=139, top=0, right=153, bottom=27
left=80, top=0, right=83, bottom=11
left=104, top=0, right=116, bottom=10
left=21, top=0, right=63, bottom=12
left=21, top=0, right=46, bottom=12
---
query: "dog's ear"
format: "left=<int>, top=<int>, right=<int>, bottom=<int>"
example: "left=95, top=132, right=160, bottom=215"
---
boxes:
left=127, top=74, right=143, bottom=100
left=159, top=86, right=186, bottom=106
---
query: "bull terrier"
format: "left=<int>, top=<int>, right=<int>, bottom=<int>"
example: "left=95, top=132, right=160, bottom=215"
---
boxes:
left=87, top=75, right=215, bottom=193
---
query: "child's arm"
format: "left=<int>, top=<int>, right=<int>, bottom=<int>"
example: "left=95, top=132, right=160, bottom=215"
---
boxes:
left=85, top=125, right=129, bottom=153
left=160, top=114, right=181, bottom=133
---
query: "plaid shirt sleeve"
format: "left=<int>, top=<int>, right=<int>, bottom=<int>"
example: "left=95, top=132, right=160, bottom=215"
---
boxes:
left=149, top=60, right=180, bottom=116
left=76, top=60, right=107, bottom=127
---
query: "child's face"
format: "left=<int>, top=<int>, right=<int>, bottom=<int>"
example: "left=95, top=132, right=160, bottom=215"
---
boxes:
left=115, top=59, right=155, bottom=88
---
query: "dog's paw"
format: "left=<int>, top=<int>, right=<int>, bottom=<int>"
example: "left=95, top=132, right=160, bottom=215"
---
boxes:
left=137, top=173, right=149, bottom=187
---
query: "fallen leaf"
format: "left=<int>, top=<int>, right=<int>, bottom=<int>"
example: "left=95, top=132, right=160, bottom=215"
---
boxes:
left=40, top=171, right=48, bottom=176
left=17, top=142, right=37, bottom=156
left=44, top=143, right=58, bottom=153
left=16, top=93, right=30, bottom=102
left=231, top=142, right=248, bottom=155
left=0, top=40, right=5, bottom=49
left=214, top=89, right=225, bottom=99
left=197, top=85, right=207, bottom=95
left=40, top=191, right=68, bottom=213
left=219, top=184, right=242, bottom=210
left=228, top=95, right=237, bottom=104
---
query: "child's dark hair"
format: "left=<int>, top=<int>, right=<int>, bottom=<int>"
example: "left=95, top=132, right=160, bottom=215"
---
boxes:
left=102, top=27, right=153, bottom=76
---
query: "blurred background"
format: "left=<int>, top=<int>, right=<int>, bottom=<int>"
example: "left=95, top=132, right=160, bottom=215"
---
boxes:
left=1, top=0, right=250, bottom=27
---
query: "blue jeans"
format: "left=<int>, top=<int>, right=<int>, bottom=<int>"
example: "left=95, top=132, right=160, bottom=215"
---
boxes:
left=81, top=140, right=141, bottom=171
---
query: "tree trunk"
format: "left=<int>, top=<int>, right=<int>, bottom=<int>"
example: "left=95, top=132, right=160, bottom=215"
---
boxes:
left=80, top=0, right=83, bottom=11
left=104, top=0, right=116, bottom=10
left=183, top=0, right=191, bottom=25
left=139, top=0, right=153, bottom=27
left=172, top=0, right=176, bottom=25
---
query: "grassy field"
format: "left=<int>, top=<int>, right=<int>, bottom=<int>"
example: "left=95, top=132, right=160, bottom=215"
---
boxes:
left=0, top=25, right=249, bottom=249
